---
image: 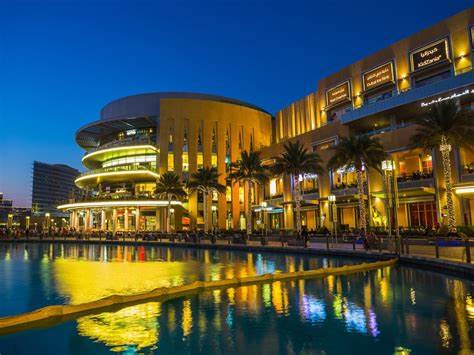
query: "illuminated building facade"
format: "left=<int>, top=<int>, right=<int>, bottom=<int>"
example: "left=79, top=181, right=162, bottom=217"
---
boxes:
left=59, top=8, right=474, bottom=232
left=59, top=93, right=271, bottom=231
left=259, top=8, right=474, bottom=230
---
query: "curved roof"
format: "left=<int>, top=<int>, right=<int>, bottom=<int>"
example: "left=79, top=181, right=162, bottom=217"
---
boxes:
left=76, top=92, right=270, bottom=149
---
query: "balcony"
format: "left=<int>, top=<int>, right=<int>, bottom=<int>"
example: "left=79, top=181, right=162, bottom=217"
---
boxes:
left=75, top=165, right=159, bottom=188
left=82, top=138, right=158, bottom=169
left=331, top=183, right=359, bottom=197
left=341, top=70, right=474, bottom=124
left=397, top=172, right=435, bottom=190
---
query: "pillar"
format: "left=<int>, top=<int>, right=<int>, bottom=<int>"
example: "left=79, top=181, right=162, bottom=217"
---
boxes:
left=101, top=210, right=106, bottom=231
left=124, top=208, right=129, bottom=231
left=155, top=208, right=160, bottom=231
left=85, top=209, right=91, bottom=231
left=135, top=208, right=140, bottom=231
left=112, top=208, right=117, bottom=233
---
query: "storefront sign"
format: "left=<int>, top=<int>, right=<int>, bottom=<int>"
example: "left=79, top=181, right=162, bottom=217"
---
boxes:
left=420, top=88, right=474, bottom=107
left=362, top=62, right=394, bottom=91
left=410, top=39, right=450, bottom=71
left=326, top=81, right=351, bottom=106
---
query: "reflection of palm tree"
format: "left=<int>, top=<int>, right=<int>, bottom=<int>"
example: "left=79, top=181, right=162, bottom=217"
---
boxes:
left=410, top=101, right=474, bottom=232
left=154, top=172, right=187, bottom=233
left=328, top=135, right=385, bottom=231
left=271, top=141, right=323, bottom=233
left=228, top=150, right=267, bottom=235
left=187, top=167, right=225, bottom=232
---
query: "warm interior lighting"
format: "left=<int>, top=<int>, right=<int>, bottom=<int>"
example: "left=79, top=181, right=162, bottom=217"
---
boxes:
left=82, top=145, right=159, bottom=163
left=455, top=186, right=474, bottom=194
left=328, top=195, right=336, bottom=202
left=58, top=200, right=182, bottom=210
left=75, top=170, right=160, bottom=184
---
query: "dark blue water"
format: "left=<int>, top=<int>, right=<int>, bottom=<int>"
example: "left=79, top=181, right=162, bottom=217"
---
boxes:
left=0, top=243, right=473, bottom=354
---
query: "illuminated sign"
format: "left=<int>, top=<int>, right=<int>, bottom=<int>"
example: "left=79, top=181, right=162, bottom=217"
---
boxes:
left=362, top=62, right=395, bottom=91
left=420, top=88, right=474, bottom=107
left=410, top=39, right=450, bottom=71
left=326, top=81, right=351, bottom=107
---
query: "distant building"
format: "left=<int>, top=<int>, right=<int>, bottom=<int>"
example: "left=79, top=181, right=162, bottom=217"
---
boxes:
left=0, top=192, right=13, bottom=226
left=32, top=161, right=81, bottom=217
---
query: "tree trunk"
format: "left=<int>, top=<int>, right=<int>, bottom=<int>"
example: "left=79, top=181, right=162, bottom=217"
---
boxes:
left=294, top=174, right=302, bottom=234
left=203, top=191, right=208, bottom=232
left=440, top=136, right=457, bottom=232
left=356, top=169, right=367, bottom=231
left=246, top=181, right=252, bottom=236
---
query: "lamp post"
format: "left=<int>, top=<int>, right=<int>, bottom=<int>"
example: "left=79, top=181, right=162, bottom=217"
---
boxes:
left=211, top=205, right=217, bottom=231
left=328, top=195, right=337, bottom=244
left=382, top=159, right=400, bottom=253
left=261, top=201, right=268, bottom=236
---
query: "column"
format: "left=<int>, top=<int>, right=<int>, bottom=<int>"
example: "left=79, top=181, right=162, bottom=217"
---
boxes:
left=155, top=208, right=160, bottom=231
left=112, top=208, right=117, bottom=233
left=89, top=210, right=94, bottom=229
left=101, top=210, right=106, bottom=231
left=85, top=209, right=91, bottom=231
left=70, top=211, right=75, bottom=229
left=124, top=208, right=129, bottom=231
left=74, top=211, right=79, bottom=229
left=135, top=208, right=140, bottom=231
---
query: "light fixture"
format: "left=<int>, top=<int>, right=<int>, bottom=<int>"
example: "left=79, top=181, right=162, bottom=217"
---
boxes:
left=328, top=195, right=336, bottom=202
left=382, top=160, right=394, bottom=171
left=455, top=186, right=474, bottom=194
left=58, top=200, right=183, bottom=210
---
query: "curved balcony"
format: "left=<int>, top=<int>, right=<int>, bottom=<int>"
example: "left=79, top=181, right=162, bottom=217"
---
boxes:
left=82, top=137, right=158, bottom=169
left=75, top=165, right=159, bottom=188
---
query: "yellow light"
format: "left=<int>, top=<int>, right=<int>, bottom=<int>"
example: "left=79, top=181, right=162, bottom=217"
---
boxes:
left=269, top=178, right=277, bottom=196
left=455, top=186, right=474, bottom=194
left=57, top=200, right=182, bottom=210
left=328, top=195, right=336, bottom=202
left=82, top=145, right=158, bottom=163
left=75, top=170, right=160, bottom=184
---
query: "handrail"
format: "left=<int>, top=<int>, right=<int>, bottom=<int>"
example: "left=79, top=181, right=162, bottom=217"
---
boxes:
left=78, top=164, right=158, bottom=178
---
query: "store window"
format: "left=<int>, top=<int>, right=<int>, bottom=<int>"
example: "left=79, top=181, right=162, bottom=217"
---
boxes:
left=409, top=201, right=438, bottom=228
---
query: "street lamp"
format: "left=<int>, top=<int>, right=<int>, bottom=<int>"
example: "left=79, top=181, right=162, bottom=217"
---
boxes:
left=211, top=205, right=217, bottom=230
left=328, top=195, right=337, bottom=243
left=382, top=159, right=400, bottom=253
left=260, top=201, right=268, bottom=235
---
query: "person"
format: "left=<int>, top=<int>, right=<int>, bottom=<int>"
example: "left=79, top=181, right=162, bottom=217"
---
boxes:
left=301, top=226, right=309, bottom=248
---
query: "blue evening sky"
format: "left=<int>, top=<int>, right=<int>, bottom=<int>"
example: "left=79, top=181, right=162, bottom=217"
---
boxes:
left=1, top=0, right=472, bottom=207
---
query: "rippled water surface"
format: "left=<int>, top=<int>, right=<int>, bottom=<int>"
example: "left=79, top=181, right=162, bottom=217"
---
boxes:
left=0, top=243, right=473, bottom=354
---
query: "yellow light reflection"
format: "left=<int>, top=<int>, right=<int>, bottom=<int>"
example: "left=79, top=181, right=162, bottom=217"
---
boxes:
left=182, top=299, right=193, bottom=337
left=76, top=302, right=160, bottom=352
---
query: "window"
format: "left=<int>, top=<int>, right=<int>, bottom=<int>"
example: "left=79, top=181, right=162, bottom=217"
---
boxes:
left=409, top=201, right=437, bottom=228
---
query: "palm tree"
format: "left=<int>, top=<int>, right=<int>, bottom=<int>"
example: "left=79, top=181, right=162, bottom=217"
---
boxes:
left=327, top=135, right=385, bottom=232
left=410, top=100, right=474, bottom=232
left=187, top=167, right=226, bottom=232
left=271, top=141, right=323, bottom=233
left=229, top=150, right=268, bottom=235
left=155, top=172, right=187, bottom=233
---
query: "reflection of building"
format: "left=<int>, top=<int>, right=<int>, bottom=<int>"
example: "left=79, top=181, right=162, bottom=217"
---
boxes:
left=259, top=8, right=474, bottom=230
left=58, top=93, right=271, bottom=231
left=32, top=161, right=80, bottom=218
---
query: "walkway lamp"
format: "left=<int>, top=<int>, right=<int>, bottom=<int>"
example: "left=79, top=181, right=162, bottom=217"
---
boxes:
left=328, top=195, right=337, bottom=243
left=261, top=201, right=268, bottom=235
left=211, top=205, right=217, bottom=230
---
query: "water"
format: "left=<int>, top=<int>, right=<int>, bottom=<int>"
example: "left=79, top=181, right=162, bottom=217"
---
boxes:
left=0, top=243, right=473, bottom=354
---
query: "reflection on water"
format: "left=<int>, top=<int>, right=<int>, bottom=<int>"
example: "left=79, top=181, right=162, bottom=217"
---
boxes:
left=0, top=243, right=473, bottom=354
left=0, top=243, right=353, bottom=316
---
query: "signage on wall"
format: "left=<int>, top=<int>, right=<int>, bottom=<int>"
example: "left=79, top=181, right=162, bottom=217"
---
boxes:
left=410, top=39, right=450, bottom=72
left=362, top=62, right=395, bottom=91
left=420, top=88, right=474, bottom=107
left=326, top=81, right=351, bottom=107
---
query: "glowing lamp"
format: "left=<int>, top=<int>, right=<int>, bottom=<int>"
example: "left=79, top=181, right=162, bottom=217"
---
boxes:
left=328, top=195, right=336, bottom=202
left=382, top=160, right=394, bottom=171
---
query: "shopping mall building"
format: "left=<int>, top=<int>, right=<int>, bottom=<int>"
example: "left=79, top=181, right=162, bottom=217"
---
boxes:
left=59, top=8, right=474, bottom=232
